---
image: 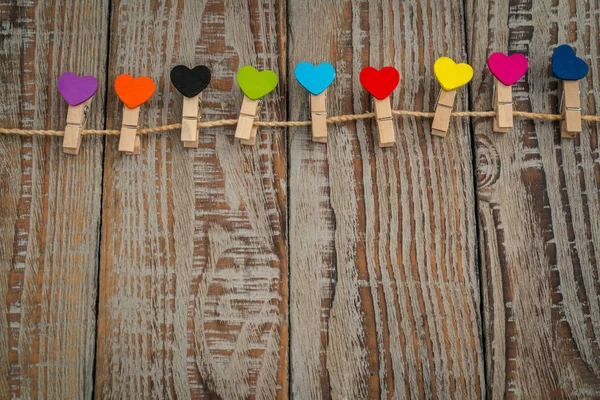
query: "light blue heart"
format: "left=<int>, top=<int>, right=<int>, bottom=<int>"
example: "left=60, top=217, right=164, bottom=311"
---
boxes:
left=294, top=62, right=336, bottom=95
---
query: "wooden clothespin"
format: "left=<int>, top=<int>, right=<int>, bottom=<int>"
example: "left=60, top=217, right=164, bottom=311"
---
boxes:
left=181, top=94, right=201, bottom=147
left=560, top=80, right=582, bottom=138
left=487, top=52, right=528, bottom=133
left=120, top=106, right=141, bottom=154
left=373, top=97, right=395, bottom=146
left=63, top=99, right=92, bottom=155
left=310, top=92, right=328, bottom=142
left=492, top=80, right=512, bottom=133
left=235, top=96, right=260, bottom=145
left=170, top=65, right=211, bottom=148
left=359, top=66, right=400, bottom=147
left=234, top=65, right=278, bottom=146
left=432, top=89, right=456, bottom=137
left=57, top=72, right=98, bottom=155
left=294, top=62, right=336, bottom=143
left=432, top=57, right=473, bottom=137
left=114, top=74, right=156, bottom=154
left=552, top=45, right=589, bottom=139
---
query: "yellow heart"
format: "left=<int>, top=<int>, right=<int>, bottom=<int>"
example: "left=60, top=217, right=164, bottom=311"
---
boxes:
left=434, top=57, right=473, bottom=91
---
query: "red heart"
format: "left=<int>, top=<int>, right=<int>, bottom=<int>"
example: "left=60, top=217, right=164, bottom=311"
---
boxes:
left=114, top=74, right=156, bottom=109
left=359, top=66, right=400, bottom=100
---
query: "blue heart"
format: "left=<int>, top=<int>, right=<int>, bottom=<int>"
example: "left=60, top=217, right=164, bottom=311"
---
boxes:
left=294, top=62, right=336, bottom=95
left=552, top=45, right=589, bottom=80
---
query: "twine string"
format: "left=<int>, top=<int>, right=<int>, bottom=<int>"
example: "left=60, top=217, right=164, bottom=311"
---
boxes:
left=0, top=110, right=599, bottom=137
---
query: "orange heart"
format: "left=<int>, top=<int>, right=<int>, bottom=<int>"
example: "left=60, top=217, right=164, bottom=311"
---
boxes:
left=114, top=74, right=156, bottom=109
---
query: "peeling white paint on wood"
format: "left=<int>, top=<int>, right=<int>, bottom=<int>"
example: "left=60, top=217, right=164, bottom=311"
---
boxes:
left=2, top=0, right=600, bottom=398
left=467, top=0, right=600, bottom=397
left=0, top=1, right=107, bottom=399
left=289, top=1, right=484, bottom=398
left=95, top=0, right=288, bottom=398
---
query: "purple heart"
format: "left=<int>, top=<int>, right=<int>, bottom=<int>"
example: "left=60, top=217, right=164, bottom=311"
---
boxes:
left=57, top=72, right=98, bottom=106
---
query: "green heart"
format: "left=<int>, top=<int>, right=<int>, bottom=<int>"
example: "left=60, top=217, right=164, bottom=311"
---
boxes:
left=236, top=65, right=278, bottom=100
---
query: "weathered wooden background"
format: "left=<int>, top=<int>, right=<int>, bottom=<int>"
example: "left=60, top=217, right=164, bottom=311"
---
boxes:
left=0, top=0, right=599, bottom=398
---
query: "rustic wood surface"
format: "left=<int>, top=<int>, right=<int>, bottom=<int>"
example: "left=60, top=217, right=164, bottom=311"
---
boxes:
left=94, top=0, right=288, bottom=398
left=287, top=1, right=483, bottom=399
left=0, top=0, right=599, bottom=399
left=0, top=1, right=108, bottom=399
left=466, top=0, right=600, bottom=398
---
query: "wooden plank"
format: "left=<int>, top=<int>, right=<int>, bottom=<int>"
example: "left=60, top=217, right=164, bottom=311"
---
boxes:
left=0, top=1, right=108, bottom=399
left=465, top=0, right=600, bottom=397
left=288, top=1, right=484, bottom=398
left=95, top=0, right=288, bottom=398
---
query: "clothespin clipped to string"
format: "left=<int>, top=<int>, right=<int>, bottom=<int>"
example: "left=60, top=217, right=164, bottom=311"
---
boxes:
left=235, top=66, right=278, bottom=145
left=488, top=52, right=528, bottom=133
left=552, top=45, right=589, bottom=139
left=360, top=66, right=400, bottom=147
left=114, top=74, right=156, bottom=155
left=294, top=62, right=336, bottom=142
left=432, top=57, right=473, bottom=137
left=58, top=72, right=98, bottom=155
left=170, top=65, right=211, bottom=148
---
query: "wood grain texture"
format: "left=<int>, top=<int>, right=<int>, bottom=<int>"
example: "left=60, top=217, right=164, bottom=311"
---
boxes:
left=288, top=1, right=484, bottom=398
left=0, top=1, right=108, bottom=398
left=95, top=0, right=288, bottom=398
left=466, top=0, right=600, bottom=397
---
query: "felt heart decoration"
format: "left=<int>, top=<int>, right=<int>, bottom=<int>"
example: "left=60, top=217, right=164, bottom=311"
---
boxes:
left=114, top=74, right=156, bottom=109
left=57, top=72, right=98, bottom=106
left=170, top=65, right=211, bottom=98
left=487, top=52, right=528, bottom=86
left=359, top=66, right=400, bottom=100
left=236, top=66, right=278, bottom=100
left=434, top=57, right=473, bottom=91
left=552, top=44, right=589, bottom=81
left=294, top=62, right=336, bottom=95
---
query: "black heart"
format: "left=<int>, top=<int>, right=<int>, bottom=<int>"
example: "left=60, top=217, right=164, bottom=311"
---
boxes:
left=170, top=65, right=211, bottom=97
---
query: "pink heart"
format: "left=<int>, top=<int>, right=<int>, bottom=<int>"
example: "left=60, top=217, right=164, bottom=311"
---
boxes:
left=487, top=53, right=528, bottom=86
